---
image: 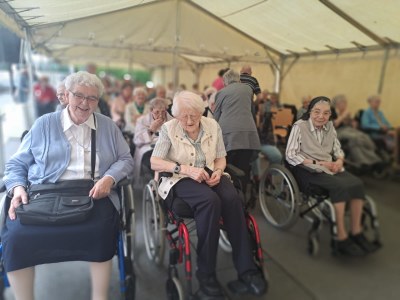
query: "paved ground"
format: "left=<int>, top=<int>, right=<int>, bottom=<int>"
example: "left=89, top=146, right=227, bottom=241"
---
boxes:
left=1, top=90, right=400, bottom=300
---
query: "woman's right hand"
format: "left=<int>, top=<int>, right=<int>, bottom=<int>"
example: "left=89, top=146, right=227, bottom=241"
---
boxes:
left=182, top=165, right=210, bottom=183
left=8, top=186, right=28, bottom=220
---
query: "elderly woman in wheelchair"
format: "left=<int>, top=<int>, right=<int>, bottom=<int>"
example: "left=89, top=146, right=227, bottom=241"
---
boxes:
left=1, top=71, right=135, bottom=300
left=150, top=91, right=267, bottom=299
left=282, top=96, right=380, bottom=256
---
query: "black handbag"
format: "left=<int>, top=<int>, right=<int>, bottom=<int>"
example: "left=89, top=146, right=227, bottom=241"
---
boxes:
left=16, top=120, right=97, bottom=226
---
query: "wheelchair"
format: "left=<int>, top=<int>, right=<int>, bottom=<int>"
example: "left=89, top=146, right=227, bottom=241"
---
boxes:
left=258, top=163, right=382, bottom=256
left=142, top=165, right=267, bottom=299
left=0, top=177, right=136, bottom=300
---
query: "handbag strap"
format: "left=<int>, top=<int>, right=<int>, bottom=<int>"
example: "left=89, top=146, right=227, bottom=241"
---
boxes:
left=91, top=114, right=96, bottom=181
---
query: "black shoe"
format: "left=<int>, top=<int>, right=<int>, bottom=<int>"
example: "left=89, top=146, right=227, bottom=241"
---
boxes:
left=197, top=274, right=224, bottom=297
left=239, top=270, right=268, bottom=296
left=350, top=233, right=381, bottom=253
left=336, top=238, right=365, bottom=256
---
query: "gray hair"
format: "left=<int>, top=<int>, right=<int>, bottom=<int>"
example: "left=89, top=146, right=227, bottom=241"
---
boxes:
left=133, top=86, right=147, bottom=97
left=171, top=91, right=204, bottom=117
left=204, top=87, right=217, bottom=106
left=149, top=97, right=168, bottom=110
left=65, top=71, right=104, bottom=96
left=367, top=94, right=381, bottom=103
left=332, top=94, right=347, bottom=108
left=223, top=69, right=240, bottom=86
left=56, top=79, right=66, bottom=93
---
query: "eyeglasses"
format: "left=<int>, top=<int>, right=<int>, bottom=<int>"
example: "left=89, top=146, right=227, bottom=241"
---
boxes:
left=311, top=109, right=331, bottom=117
left=69, top=90, right=99, bottom=103
left=56, top=93, right=64, bottom=100
left=179, top=114, right=201, bottom=122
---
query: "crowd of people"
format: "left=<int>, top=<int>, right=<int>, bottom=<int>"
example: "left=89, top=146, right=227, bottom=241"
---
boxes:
left=4, top=62, right=393, bottom=299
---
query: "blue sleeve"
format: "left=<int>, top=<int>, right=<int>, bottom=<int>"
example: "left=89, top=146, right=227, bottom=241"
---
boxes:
left=361, top=109, right=380, bottom=130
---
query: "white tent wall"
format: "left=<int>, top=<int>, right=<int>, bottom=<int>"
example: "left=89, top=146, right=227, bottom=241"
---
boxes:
left=279, top=50, right=400, bottom=127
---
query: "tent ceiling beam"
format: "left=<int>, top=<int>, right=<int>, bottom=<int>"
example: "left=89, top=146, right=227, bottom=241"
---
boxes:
left=285, top=44, right=395, bottom=59
left=319, top=0, right=388, bottom=47
left=187, top=0, right=282, bottom=57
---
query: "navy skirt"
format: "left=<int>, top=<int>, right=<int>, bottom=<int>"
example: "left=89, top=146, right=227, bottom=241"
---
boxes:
left=1, top=198, right=119, bottom=272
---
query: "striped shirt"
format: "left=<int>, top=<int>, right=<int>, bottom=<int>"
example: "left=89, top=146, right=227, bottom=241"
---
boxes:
left=240, top=73, right=261, bottom=96
left=286, top=119, right=344, bottom=166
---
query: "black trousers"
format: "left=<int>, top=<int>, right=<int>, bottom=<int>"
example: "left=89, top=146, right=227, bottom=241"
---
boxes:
left=226, top=149, right=257, bottom=195
left=170, top=176, right=257, bottom=277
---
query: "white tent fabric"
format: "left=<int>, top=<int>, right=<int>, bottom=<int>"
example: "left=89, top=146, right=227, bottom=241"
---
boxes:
left=1, top=0, right=398, bottom=68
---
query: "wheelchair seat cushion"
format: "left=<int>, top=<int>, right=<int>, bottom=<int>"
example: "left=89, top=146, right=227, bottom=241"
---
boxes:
left=1, top=197, right=118, bottom=272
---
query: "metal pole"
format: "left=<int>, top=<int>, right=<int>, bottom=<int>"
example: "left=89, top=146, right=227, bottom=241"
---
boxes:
left=23, top=29, right=35, bottom=129
left=172, top=0, right=181, bottom=91
left=377, top=48, right=390, bottom=94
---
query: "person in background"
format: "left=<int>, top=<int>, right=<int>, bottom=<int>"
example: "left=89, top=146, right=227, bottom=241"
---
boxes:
left=124, top=87, right=150, bottom=133
left=332, top=94, right=381, bottom=169
left=55, top=80, right=68, bottom=111
left=33, top=75, right=57, bottom=117
left=212, top=68, right=228, bottom=91
left=16, top=67, right=29, bottom=104
left=111, top=81, right=134, bottom=129
left=297, top=95, right=312, bottom=120
left=361, top=95, right=395, bottom=153
left=133, top=97, right=172, bottom=181
left=286, top=96, right=380, bottom=256
left=214, top=69, right=260, bottom=196
left=203, top=86, right=217, bottom=118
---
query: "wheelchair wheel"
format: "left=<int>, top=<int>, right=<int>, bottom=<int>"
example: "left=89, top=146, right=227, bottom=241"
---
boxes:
left=121, top=183, right=136, bottom=262
left=143, top=179, right=165, bottom=265
left=259, top=164, right=300, bottom=229
left=166, top=276, right=184, bottom=300
left=218, top=230, right=232, bottom=253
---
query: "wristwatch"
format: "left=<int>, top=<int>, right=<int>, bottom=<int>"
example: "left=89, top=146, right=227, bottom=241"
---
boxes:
left=173, top=163, right=181, bottom=174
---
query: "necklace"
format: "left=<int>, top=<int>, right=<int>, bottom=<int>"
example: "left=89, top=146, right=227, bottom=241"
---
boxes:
left=69, top=126, right=91, bottom=150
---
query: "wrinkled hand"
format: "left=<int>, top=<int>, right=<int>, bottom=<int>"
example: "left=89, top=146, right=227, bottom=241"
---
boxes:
left=149, top=118, right=164, bottom=133
left=89, top=176, right=114, bottom=199
left=319, top=160, right=342, bottom=174
left=205, top=171, right=222, bottom=187
left=183, top=166, right=210, bottom=183
left=8, top=186, right=28, bottom=220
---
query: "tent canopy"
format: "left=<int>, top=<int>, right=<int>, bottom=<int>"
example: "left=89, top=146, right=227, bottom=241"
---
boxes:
left=0, top=0, right=399, bottom=69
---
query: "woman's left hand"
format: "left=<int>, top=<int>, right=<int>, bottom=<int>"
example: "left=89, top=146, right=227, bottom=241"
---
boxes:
left=89, top=176, right=114, bottom=199
left=206, top=170, right=222, bottom=187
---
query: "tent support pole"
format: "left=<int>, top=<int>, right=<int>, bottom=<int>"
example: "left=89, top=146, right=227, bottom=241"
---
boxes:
left=23, top=29, right=35, bottom=129
left=172, top=0, right=182, bottom=92
left=377, top=48, right=390, bottom=94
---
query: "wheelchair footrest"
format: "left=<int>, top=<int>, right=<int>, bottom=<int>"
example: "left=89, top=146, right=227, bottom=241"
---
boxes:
left=227, top=280, right=248, bottom=294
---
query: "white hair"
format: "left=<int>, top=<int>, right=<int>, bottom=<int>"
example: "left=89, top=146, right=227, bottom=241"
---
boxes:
left=223, top=69, right=240, bottom=86
left=65, top=71, right=104, bottom=96
left=133, top=86, right=148, bottom=97
left=171, top=91, right=204, bottom=117
left=149, top=97, right=168, bottom=110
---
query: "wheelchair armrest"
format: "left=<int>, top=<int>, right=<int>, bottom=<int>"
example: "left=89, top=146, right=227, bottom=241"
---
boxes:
left=225, top=164, right=245, bottom=178
left=159, top=172, right=173, bottom=178
left=117, top=176, right=133, bottom=187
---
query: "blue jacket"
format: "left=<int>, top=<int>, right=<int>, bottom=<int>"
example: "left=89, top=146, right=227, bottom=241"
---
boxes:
left=361, top=107, right=391, bottom=131
left=3, top=111, right=134, bottom=210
